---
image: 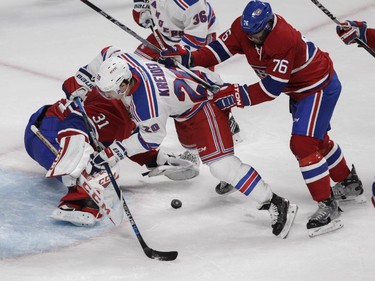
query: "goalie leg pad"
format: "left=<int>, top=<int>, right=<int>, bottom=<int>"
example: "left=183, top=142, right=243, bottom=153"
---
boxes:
left=79, top=165, right=124, bottom=226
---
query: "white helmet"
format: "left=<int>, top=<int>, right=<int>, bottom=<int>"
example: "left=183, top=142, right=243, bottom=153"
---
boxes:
left=95, top=56, right=132, bottom=97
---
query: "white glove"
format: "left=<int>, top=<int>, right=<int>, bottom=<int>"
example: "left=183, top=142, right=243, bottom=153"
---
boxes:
left=133, top=0, right=154, bottom=28
left=91, top=141, right=127, bottom=169
left=69, top=87, right=89, bottom=101
left=148, top=150, right=200, bottom=180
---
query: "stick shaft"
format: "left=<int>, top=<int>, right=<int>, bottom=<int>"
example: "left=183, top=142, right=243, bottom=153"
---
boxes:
left=80, top=0, right=218, bottom=92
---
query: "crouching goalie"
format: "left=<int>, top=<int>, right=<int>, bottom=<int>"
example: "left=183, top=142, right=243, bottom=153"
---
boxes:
left=24, top=85, right=199, bottom=227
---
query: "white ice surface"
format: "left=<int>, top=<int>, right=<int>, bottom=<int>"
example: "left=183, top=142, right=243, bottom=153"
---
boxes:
left=1, top=0, right=375, bottom=280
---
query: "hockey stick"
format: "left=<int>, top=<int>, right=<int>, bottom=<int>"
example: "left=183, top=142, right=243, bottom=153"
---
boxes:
left=30, top=125, right=122, bottom=225
left=310, top=0, right=375, bottom=57
left=74, top=98, right=178, bottom=261
left=79, top=0, right=219, bottom=93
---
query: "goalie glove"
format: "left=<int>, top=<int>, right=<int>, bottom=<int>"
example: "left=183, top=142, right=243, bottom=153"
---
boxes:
left=159, top=45, right=193, bottom=68
left=148, top=150, right=200, bottom=181
left=213, top=84, right=250, bottom=110
left=133, top=0, right=154, bottom=28
left=336, top=21, right=367, bottom=45
left=91, top=141, right=127, bottom=169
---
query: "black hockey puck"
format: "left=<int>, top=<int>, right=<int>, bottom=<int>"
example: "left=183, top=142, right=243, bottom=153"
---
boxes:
left=171, top=199, right=182, bottom=209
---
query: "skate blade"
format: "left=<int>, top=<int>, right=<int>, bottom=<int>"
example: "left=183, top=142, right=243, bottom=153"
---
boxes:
left=278, top=204, right=298, bottom=239
left=51, top=209, right=97, bottom=227
left=232, top=133, right=243, bottom=144
left=338, top=194, right=367, bottom=205
left=308, top=218, right=344, bottom=238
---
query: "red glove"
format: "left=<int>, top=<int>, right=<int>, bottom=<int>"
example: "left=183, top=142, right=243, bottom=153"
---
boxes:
left=213, top=84, right=250, bottom=110
left=336, top=21, right=367, bottom=45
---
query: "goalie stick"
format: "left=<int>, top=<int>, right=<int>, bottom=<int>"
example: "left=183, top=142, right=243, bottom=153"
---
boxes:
left=74, top=98, right=178, bottom=261
left=310, top=0, right=375, bottom=58
left=79, top=0, right=220, bottom=94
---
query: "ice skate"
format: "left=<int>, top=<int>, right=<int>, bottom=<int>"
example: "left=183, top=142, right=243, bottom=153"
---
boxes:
left=259, top=193, right=298, bottom=239
left=51, top=185, right=103, bottom=227
left=332, top=164, right=366, bottom=204
left=307, top=197, right=343, bottom=237
left=215, top=181, right=236, bottom=195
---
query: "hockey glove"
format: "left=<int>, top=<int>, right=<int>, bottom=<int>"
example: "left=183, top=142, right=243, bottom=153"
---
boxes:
left=336, top=21, right=367, bottom=45
left=91, top=141, right=126, bottom=169
left=133, top=0, right=154, bottom=28
left=160, top=45, right=193, bottom=68
left=69, top=87, right=89, bottom=101
left=213, top=84, right=249, bottom=110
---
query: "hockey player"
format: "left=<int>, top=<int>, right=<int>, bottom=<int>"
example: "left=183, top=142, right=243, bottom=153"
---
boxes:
left=132, top=0, right=218, bottom=60
left=160, top=0, right=364, bottom=236
left=336, top=20, right=375, bottom=51
left=74, top=45, right=297, bottom=238
left=24, top=81, right=199, bottom=227
left=336, top=20, right=375, bottom=207
left=133, top=0, right=242, bottom=143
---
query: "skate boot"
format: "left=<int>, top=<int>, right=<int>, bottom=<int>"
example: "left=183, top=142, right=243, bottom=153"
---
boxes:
left=307, top=196, right=343, bottom=237
left=332, top=164, right=366, bottom=203
left=51, top=185, right=103, bottom=227
left=215, top=181, right=235, bottom=195
left=258, top=193, right=298, bottom=239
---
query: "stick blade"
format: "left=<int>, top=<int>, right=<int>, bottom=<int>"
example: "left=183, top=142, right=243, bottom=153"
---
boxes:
left=144, top=247, right=178, bottom=261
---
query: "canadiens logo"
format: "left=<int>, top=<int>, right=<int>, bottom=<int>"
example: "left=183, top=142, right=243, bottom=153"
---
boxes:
left=252, top=8, right=262, bottom=16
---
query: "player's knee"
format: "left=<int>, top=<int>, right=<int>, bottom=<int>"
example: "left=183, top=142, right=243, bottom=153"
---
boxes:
left=290, top=135, right=321, bottom=160
left=208, top=155, right=242, bottom=183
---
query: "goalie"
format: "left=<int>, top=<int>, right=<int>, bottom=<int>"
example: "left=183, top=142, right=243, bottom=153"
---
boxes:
left=24, top=81, right=200, bottom=227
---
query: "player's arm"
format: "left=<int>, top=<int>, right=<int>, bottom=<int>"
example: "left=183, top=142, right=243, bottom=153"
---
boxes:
left=91, top=114, right=168, bottom=167
left=160, top=18, right=243, bottom=68
left=367, top=28, right=375, bottom=50
left=213, top=54, right=290, bottom=110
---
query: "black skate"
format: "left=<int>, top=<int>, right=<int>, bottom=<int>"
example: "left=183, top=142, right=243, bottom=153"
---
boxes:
left=259, top=193, right=298, bottom=239
left=307, top=197, right=343, bottom=237
left=332, top=164, right=366, bottom=204
left=215, top=181, right=236, bottom=195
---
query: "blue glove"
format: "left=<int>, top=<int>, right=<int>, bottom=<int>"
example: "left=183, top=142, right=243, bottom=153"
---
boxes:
left=159, top=45, right=193, bottom=68
left=336, top=21, right=367, bottom=45
left=213, top=84, right=250, bottom=110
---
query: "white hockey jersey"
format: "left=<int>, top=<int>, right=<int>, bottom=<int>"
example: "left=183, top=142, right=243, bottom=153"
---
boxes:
left=77, top=46, right=223, bottom=157
left=148, top=0, right=219, bottom=49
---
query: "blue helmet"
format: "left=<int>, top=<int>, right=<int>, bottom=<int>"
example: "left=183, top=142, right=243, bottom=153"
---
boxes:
left=241, top=1, right=273, bottom=34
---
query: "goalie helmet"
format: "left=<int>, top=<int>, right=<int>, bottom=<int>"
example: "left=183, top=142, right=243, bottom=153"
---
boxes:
left=241, top=0, right=273, bottom=34
left=96, top=56, right=132, bottom=99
